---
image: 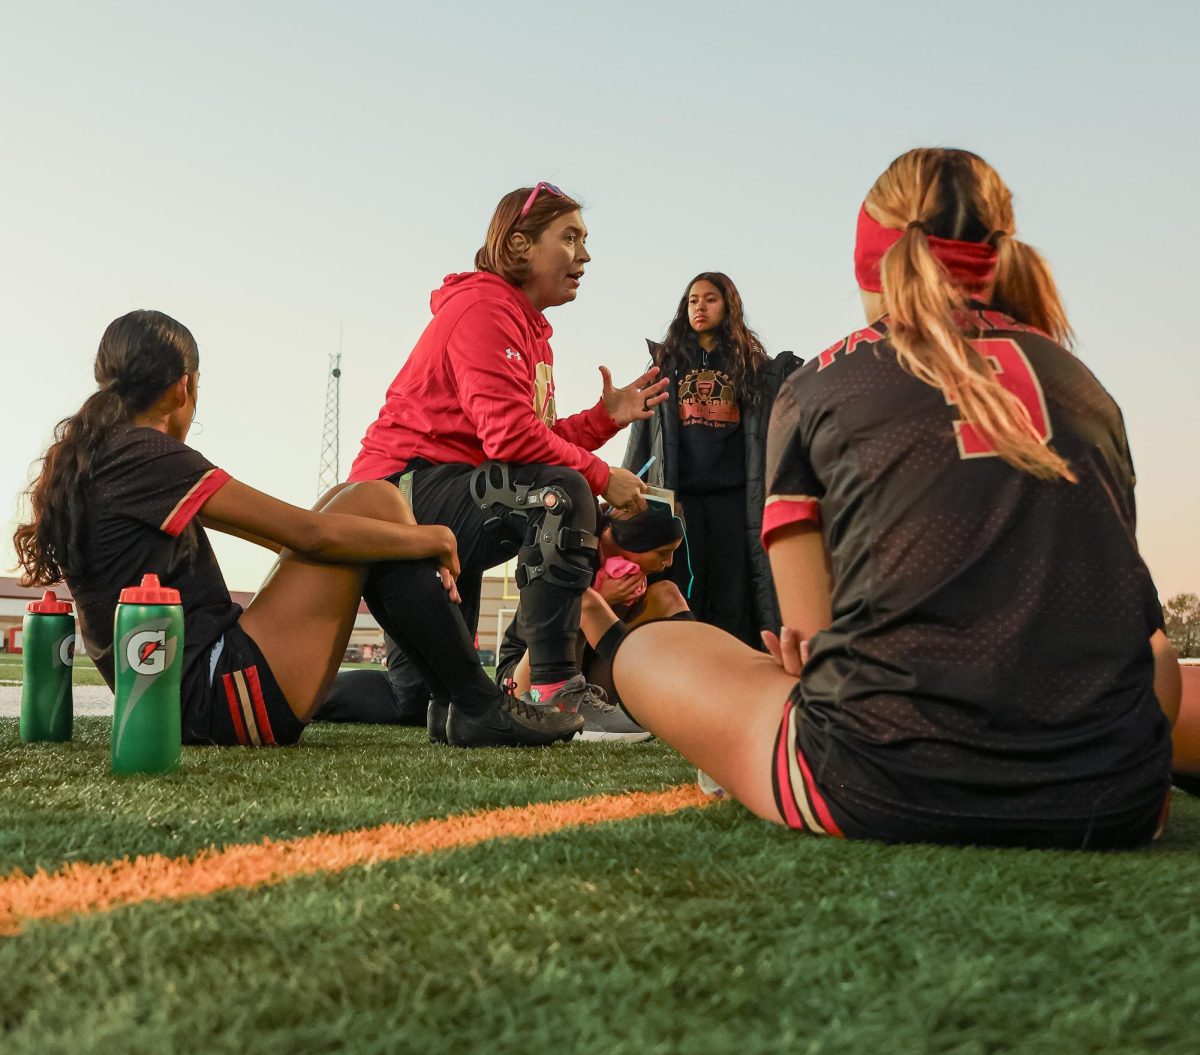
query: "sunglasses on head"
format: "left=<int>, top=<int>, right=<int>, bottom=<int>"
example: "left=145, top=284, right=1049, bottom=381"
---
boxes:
left=518, top=182, right=565, bottom=220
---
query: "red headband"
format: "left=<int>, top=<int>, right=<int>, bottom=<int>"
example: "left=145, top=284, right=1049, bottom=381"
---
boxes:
left=854, top=204, right=998, bottom=297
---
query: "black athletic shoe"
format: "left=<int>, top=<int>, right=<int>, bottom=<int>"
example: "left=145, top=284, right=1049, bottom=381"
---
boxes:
left=446, top=694, right=584, bottom=748
left=427, top=697, right=450, bottom=745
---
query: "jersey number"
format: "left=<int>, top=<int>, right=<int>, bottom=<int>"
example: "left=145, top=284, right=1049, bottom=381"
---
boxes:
left=948, top=338, right=1051, bottom=459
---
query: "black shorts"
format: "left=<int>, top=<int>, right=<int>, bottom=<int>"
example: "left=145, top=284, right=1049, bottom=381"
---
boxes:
left=181, top=623, right=305, bottom=747
left=771, top=693, right=846, bottom=838
left=774, top=683, right=1168, bottom=849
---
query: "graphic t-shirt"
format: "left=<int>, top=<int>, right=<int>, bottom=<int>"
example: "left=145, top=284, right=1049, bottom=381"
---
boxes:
left=66, top=426, right=240, bottom=690
left=763, top=309, right=1170, bottom=834
left=677, top=341, right=744, bottom=492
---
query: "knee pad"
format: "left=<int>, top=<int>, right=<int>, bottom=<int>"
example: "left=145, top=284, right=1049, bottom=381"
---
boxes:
left=470, top=462, right=598, bottom=591
left=470, top=461, right=563, bottom=528
left=470, top=462, right=537, bottom=559
left=516, top=497, right=599, bottom=591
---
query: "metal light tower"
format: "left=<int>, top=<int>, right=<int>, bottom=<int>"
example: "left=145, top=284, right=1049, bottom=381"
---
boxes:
left=317, top=337, right=342, bottom=498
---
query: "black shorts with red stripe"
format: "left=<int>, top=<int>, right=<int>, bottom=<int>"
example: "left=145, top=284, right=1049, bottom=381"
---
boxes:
left=774, top=684, right=1169, bottom=849
left=771, top=693, right=846, bottom=838
left=181, top=623, right=305, bottom=747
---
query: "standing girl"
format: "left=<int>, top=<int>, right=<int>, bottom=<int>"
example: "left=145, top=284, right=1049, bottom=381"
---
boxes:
left=606, top=149, right=1180, bottom=850
left=623, top=273, right=798, bottom=646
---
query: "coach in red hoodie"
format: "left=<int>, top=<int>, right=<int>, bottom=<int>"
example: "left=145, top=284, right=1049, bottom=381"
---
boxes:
left=347, top=183, right=667, bottom=746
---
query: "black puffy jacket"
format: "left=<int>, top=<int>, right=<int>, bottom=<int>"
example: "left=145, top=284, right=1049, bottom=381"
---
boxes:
left=621, top=341, right=802, bottom=635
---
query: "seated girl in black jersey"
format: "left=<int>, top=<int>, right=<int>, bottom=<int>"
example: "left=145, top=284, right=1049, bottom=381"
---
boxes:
left=495, top=501, right=689, bottom=740
left=603, top=148, right=1182, bottom=849
left=13, top=310, right=573, bottom=748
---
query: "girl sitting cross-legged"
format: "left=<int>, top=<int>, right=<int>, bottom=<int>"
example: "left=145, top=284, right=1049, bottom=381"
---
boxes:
left=14, top=309, right=573, bottom=748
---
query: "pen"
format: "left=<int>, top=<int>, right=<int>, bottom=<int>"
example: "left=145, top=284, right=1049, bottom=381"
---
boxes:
left=636, top=456, right=656, bottom=479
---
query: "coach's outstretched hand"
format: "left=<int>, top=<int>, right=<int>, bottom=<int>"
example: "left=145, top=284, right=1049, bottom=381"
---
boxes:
left=599, top=365, right=669, bottom=426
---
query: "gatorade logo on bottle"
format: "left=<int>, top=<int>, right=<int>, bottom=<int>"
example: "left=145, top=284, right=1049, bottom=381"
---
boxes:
left=126, top=629, right=167, bottom=675
left=58, top=634, right=77, bottom=667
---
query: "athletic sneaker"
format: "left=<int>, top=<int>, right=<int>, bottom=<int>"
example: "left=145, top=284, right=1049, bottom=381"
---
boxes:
left=427, top=697, right=450, bottom=745
left=523, top=675, right=652, bottom=742
left=446, top=693, right=583, bottom=748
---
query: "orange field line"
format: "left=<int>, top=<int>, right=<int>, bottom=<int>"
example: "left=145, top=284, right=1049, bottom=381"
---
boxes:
left=0, top=784, right=714, bottom=936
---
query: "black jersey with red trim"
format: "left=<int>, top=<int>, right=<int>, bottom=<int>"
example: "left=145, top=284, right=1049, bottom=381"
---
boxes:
left=763, top=310, right=1170, bottom=835
left=67, top=426, right=239, bottom=690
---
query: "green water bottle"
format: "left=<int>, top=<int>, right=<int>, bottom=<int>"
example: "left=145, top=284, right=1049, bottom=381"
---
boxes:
left=112, top=574, right=183, bottom=775
left=20, top=590, right=76, bottom=743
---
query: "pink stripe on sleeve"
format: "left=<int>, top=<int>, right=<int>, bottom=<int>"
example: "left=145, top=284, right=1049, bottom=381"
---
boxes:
left=161, top=468, right=231, bottom=537
left=760, top=497, right=821, bottom=550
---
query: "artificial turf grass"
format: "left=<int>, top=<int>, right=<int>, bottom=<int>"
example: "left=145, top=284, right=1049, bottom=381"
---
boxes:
left=0, top=653, right=108, bottom=687
left=0, top=654, right=384, bottom=689
left=0, top=717, right=695, bottom=874
left=2, top=800, right=1199, bottom=1055
left=0, top=785, right=713, bottom=935
left=4, top=719, right=1200, bottom=1055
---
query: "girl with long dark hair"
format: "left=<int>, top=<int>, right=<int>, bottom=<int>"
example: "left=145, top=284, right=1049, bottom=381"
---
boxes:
left=623, top=272, right=798, bottom=645
left=14, top=309, right=570, bottom=748
left=606, top=149, right=1183, bottom=849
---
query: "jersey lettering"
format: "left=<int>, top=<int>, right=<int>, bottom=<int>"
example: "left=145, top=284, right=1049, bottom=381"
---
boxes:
left=948, top=338, right=1052, bottom=459
left=975, top=310, right=1046, bottom=339
left=817, top=326, right=886, bottom=371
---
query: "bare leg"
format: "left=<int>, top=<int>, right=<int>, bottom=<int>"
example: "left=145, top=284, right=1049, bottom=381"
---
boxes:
left=510, top=653, right=532, bottom=696
left=1173, top=665, right=1200, bottom=774
left=579, top=581, right=689, bottom=649
left=579, top=589, right=620, bottom=650
left=612, top=620, right=794, bottom=824
left=625, top=581, right=689, bottom=628
left=239, top=481, right=412, bottom=720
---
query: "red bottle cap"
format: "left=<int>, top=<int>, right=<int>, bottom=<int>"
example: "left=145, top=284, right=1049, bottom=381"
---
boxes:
left=27, top=590, right=73, bottom=615
left=119, top=573, right=181, bottom=605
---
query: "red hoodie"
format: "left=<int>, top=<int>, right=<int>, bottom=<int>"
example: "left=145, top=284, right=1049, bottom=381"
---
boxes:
left=350, top=272, right=617, bottom=494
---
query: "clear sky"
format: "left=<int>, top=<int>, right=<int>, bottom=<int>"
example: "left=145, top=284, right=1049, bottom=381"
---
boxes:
left=2, top=1, right=1196, bottom=598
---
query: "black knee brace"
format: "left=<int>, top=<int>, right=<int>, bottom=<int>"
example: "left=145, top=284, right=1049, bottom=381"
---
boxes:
left=470, top=462, right=598, bottom=591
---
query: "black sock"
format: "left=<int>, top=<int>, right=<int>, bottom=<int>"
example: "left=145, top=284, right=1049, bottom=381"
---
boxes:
left=595, top=621, right=629, bottom=661
left=363, top=559, right=499, bottom=716
left=519, top=580, right=584, bottom=683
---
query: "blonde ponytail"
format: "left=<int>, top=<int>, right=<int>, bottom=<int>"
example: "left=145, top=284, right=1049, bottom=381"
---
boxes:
left=866, top=149, right=1077, bottom=483
left=991, top=235, right=1073, bottom=347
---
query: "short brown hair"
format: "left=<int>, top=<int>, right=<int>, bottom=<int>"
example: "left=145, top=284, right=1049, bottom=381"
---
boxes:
left=474, top=186, right=583, bottom=285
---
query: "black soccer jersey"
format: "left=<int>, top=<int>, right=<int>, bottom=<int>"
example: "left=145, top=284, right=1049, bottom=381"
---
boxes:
left=67, top=426, right=240, bottom=691
left=763, top=309, right=1170, bottom=837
